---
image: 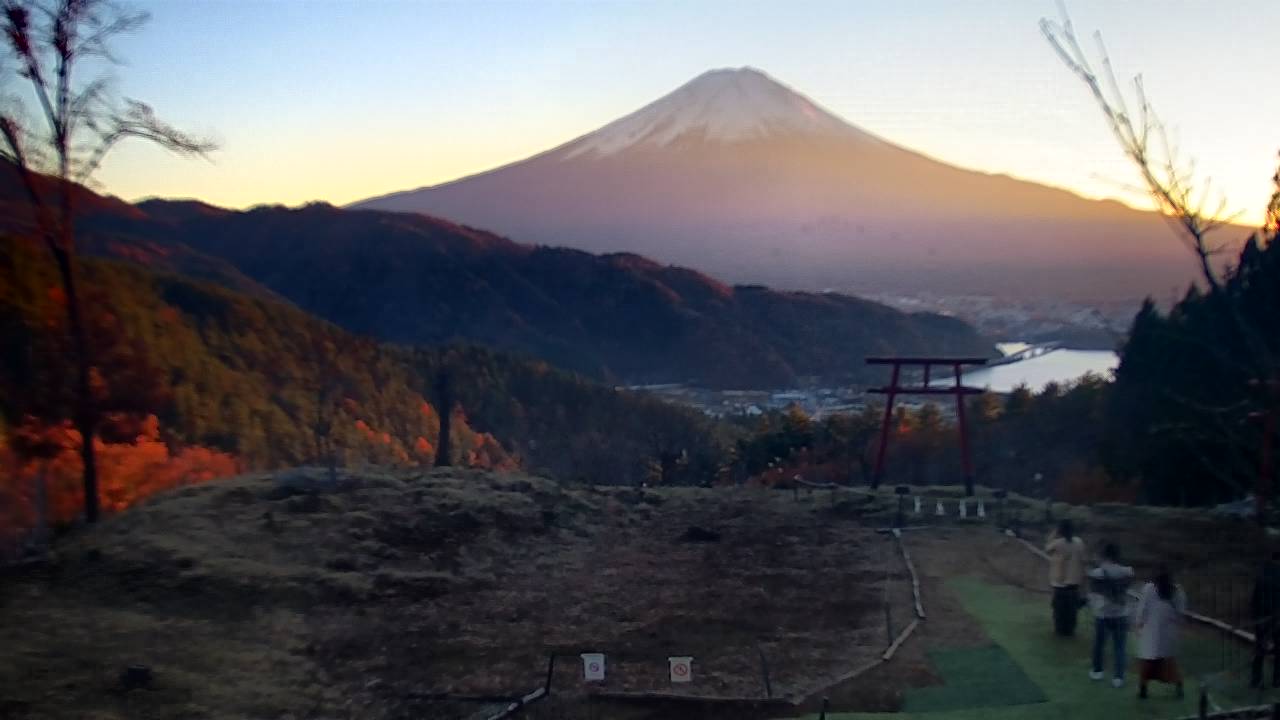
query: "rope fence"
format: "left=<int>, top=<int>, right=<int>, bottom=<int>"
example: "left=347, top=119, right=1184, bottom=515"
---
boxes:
left=1172, top=703, right=1280, bottom=720
left=488, top=524, right=933, bottom=715
left=1005, top=528, right=1280, bottom=719
left=1008, top=530, right=1259, bottom=645
left=895, top=528, right=926, bottom=620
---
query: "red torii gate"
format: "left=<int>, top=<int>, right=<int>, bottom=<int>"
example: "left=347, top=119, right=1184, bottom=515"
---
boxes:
left=866, top=356, right=988, bottom=496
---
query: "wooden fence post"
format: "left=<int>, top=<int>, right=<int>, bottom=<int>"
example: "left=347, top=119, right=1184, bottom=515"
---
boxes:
left=757, top=644, right=773, bottom=699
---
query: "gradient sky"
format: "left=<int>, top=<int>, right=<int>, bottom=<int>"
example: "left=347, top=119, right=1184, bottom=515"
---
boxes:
left=85, top=0, right=1277, bottom=225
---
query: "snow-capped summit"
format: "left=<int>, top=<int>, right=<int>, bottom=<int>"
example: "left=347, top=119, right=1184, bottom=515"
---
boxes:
left=561, top=66, right=863, bottom=158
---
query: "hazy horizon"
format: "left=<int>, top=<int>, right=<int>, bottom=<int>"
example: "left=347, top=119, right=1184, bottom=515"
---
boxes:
left=86, top=0, right=1277, bottom=227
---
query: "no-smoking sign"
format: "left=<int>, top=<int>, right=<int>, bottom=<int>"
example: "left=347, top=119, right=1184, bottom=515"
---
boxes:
left=668, top=656, right=693, bottom=683
left=581, top=653, right=605, bottom=682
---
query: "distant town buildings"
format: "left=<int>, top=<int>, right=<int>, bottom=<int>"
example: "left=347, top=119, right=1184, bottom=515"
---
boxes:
left=624, top=337, right=1116, bottom=418
left=621, top=382, right=960, bottom=420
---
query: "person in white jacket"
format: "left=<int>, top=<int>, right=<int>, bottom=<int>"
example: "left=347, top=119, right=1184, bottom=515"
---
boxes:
left=1135, top=568, right=1187, bottom=699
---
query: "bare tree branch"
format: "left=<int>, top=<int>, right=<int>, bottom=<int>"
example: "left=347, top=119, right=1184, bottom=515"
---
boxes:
left=0, top=0, right=216, bottom=523
left=1267, top=153, right=1280, bottom=236
left=1043, top=4, right=1277, bottom=394
left=77, top=99, right=214, bottom=181
left=1041, top=4, right=1238, bottom=292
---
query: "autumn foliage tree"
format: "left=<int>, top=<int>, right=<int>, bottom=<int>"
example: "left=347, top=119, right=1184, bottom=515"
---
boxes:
left=0, top=240, right=246, bottom=554
left=0, top=0, right=213, bottom=521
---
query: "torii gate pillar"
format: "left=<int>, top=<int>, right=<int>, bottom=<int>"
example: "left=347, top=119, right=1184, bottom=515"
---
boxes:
left=866, top=356, right=988, bottom=496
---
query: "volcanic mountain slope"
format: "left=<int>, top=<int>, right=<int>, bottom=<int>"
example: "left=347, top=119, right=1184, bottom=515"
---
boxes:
left=356, top=66, right=1233, bottom=303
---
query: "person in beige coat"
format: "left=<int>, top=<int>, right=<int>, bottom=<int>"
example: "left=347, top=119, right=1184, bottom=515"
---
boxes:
left=1046, top=519, right=1086, bottom=636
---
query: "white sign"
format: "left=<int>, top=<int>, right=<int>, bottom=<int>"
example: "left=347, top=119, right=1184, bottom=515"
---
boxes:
left=913, top=496, right=922, bottom=514
left=581, top=653, right=605, bottom=682
left=669, top=656, right=693, bottom=683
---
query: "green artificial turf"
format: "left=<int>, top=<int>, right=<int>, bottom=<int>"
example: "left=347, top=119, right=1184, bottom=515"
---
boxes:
left=797, top=576, right=1280, bottom=720
left=903, top=644, right=1046, bottom=712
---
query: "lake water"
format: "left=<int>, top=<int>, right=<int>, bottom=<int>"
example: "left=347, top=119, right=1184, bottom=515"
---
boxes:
left=949, top=348, right=1119, bottom=394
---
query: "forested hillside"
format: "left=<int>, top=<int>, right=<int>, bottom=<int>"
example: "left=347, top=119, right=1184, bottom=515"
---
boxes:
left=0, top=163, right=993, bottom=389
left=726, top=378, right=1115, bottom=503
left=0, top=237, right=726, bottom=542
left=149, top=201, right=993, bottom=388
left=1106, top=230, right=1280, bottom=505
left=0, top=165, right=279, bottom=301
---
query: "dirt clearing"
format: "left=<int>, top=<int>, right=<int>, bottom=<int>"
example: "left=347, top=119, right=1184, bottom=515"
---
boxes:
left=0, top=470, right=899, bottom=720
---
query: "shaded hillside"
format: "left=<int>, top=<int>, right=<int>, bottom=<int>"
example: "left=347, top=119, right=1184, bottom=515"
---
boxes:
left=120, top=201, right=992, bottom=388
left=0, top=162, right=992, bottom=389
left=0, top=236, right=508, bottom=470
left=1, top=238, right=727, bottom=541
left=0, top=162, right=281, bottom=302
left=1105, top=230, right=1280, bottom=505
left=412, top=345, right=727, bottom=485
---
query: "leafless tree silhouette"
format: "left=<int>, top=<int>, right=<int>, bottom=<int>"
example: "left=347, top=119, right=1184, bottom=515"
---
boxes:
left=1040, top=3, right=1240, bottom=293
left=1041, top=8, right=1274, bottom=376
left=1, top=0, right=214, bottom=522
left=1042, top=4, right=1279, bottom=504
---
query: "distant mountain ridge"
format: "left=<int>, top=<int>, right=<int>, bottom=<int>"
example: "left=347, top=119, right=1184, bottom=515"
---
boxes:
left=0, top=161, right=992, bottom=389
left=127, top=201, right=994, bottom=388
left=0, top=165, right=281, bottom=302
left=356, top=66, right=1240, bottom=303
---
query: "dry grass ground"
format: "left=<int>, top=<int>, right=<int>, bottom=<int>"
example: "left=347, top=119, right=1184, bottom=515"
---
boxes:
left=0, top=474, right=1266, bottom=720
left=0, top=469, right=900, bottom=720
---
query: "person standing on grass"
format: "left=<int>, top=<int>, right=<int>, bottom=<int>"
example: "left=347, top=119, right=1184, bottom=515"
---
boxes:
left=1046, top=519, right=1086, bottom=636
left=1135, top=567, right=1187, bottom=700
left=1251, top=551, right=1280, bottom=688
left=1088, top=542, right=1135, bottom=687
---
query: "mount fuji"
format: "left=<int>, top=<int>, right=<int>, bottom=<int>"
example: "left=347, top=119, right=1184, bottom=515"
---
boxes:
left=356, top=67, right=1221, bottom=302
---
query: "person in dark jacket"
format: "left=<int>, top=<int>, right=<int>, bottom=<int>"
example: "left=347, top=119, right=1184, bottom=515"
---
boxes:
left=1088, top=543, right=1135, bottom=687
left=1251, top=551, right=1280, bottom=688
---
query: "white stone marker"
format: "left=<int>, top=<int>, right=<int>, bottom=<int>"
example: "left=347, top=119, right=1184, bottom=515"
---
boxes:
left=935, top=501, right=945, bottom=516
left=959, top=500, right=968, bottom=519
left=914, top=496, right=922, bottom=514
left=977, top=501, right=987, bottom=519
